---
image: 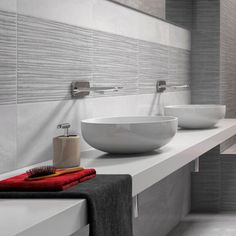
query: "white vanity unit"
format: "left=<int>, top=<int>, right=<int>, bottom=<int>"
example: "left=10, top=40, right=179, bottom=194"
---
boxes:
left=1, top=119, right=236, bottom=236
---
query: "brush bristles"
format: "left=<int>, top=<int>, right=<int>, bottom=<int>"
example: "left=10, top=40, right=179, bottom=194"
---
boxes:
left=26, top=166, right=56, bottom=178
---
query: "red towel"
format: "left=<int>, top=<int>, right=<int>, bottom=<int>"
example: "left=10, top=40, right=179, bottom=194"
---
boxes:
left=0, top=168, right=96, bottom=191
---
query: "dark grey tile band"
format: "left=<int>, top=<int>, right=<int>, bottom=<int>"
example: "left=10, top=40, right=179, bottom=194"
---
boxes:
left=168, top=46, right=191, bottom=85
left=191, top=0, right=220, bottom=105
left=0, top=10, right=16, bottom=105
left=166, top=0, right=193, bottom=30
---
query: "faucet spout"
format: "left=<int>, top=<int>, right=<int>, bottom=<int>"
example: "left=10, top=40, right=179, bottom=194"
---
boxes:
left=71, top=81, right=123, bottom=98
left=156, top=80, right=189, bottom=93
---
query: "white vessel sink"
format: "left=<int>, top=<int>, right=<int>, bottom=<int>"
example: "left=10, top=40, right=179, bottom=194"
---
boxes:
left=81, top=116, right=178, bottom=154
left=164, top=105, right=226, bottom=129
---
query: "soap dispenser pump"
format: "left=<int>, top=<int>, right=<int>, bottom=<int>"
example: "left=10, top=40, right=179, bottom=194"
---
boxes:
left=53, top=123, right=80, bottom=168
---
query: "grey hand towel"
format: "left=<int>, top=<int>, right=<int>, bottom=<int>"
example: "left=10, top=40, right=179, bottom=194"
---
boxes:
left=0, top=175, right=133, bottom=236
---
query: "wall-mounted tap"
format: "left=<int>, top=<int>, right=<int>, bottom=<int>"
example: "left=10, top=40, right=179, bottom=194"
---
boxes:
left=156, top=80, right=189, bottom=93
left=71, top=81, right=123, bottom=98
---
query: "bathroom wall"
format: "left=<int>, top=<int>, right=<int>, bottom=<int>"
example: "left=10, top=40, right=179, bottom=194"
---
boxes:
left=191, top=0, right=236, bottom=213
left=0, top=1, right=192, bottom=235
left=0, top=0, right=17, bottom=173
left=0, top=0, right=191, bottom=172
left=166, top=0, right=193, bottom=30
left=191, top=143, right=236, bottom=213
left=109, top=0, right=193, bottom=30
left=191, top=0, right=220, bottom=105
left=220, top=0, right=236, bottom=118
left=191, top=0, right=236, bottom=118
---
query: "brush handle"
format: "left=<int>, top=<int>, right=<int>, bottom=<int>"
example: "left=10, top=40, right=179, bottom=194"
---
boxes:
left=26, top=167, right=84, bottom=181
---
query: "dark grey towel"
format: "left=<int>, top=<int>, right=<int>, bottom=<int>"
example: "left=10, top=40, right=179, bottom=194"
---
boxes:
left=0, top=175, right=133, bottom=236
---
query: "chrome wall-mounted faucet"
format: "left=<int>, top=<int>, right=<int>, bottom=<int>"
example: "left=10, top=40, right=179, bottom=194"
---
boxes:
left=71, top=81, right=123, bottom=98
left=156, top=80, right=189, bottom=93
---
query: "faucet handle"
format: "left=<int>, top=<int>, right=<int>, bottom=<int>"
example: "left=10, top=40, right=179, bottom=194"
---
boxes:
left=156, top=80, right=167, bottom=93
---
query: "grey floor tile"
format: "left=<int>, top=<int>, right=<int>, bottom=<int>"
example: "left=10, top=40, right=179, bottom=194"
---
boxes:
left=168, top=213, right=236, bottom=236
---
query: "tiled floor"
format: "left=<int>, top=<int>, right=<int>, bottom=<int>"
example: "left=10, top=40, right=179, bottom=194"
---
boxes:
left=168, top=213, right=236, bottom=236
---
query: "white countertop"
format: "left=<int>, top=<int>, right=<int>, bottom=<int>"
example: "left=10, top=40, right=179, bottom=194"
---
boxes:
left=1, top=119, right=236, bottom=236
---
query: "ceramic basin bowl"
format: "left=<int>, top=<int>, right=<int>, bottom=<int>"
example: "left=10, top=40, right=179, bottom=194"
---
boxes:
left=164, top=105, right=226, bottom=129
left=81, top=116, right=178, bottom=154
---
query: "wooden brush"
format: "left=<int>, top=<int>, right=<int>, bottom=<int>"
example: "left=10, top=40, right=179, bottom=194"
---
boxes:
left=25, top=166, right=84, bottom=181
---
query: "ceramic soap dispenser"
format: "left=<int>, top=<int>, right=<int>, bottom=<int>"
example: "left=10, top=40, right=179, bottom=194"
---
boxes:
left=53, top=123, right=80, bottom=168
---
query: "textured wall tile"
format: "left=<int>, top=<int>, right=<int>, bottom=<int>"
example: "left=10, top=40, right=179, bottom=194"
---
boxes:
left=191, top=31, right=219, bottom=73
left=17, top=14, right=93, bottom=103
left=17, top=14, right=190, bottom=103
left=191, top=72, right=220, bottom=104
left=168, top=47, right=191, bottom=85
left=191, top=147, right=221, bottom=212
left=192, top=0, right=236, bottom=118
left=0, top=105, right=16, bottom=174
left=191, top=0, right=220, bottom=105
left=0, top=10, right=16, bottom=105
left=166, top=0, right=193, bottom=29
left=192, top=0, right=219, bottom=32
left=191, top=173, right=221, bottom=212
left=220, top=0, right=236, bottom=118
left=92, top=30, right=138, bottom=96
left=139, top=40, right=168, bottom=93
left=191, top=147, right=236, bottom=213
left=221, top=157, right=236, bottom=211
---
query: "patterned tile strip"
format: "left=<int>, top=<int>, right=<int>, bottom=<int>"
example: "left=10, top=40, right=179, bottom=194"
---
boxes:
left=0, top=10, right=16, bottom=105
left=16, top=14, right=190, bottom=103
left=17, top=14, right=93, bottom=103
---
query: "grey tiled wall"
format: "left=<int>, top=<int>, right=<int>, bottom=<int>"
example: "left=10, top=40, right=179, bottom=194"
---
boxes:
left=109, top=0, right=166, bottom=19
left=191, top=147, right=221, bottom=212
left=220, top=0, right=236, bottom=118
left=0, top=12, right=191, bottom=104
left=191, top=0, right=236, bottom=118
left=0, top=10, right=16, bottom=105
left=190, top=0, right=236, bottom=213
left=221, top=157, right=236, bottom=210
left=138, top=40, right=168, bottom=94
left=111, top=0, right=193, bottom=30
left=166, top=0, right=193, bottom=29
left=191, top=0, right=220, bottom=105
left=168, top=47, right=191, bottom=84
left=191, top=0, right=236, bottom=207
left=192, top=149, right=236, bottom=212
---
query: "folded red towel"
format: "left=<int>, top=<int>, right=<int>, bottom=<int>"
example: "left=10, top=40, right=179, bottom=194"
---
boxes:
left=0, top=168, right=96, bottom=191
